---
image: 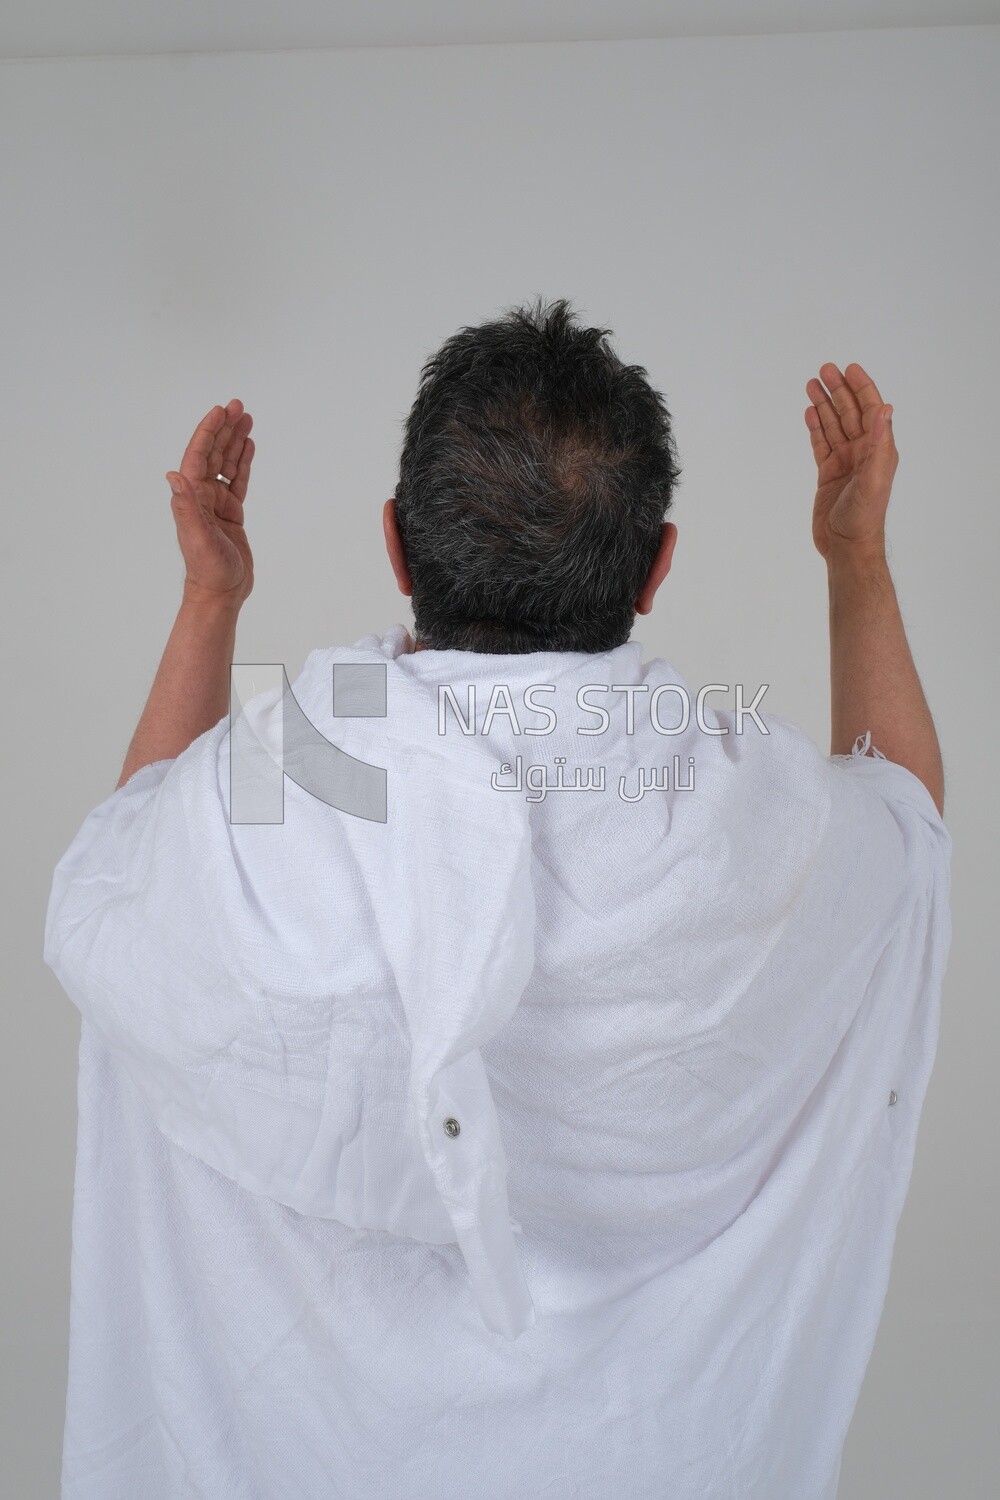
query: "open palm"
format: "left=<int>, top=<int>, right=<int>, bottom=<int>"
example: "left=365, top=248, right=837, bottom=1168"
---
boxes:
left=805, top=363, right=897, bottom=558
left=166, top=398, right=256, bottom=604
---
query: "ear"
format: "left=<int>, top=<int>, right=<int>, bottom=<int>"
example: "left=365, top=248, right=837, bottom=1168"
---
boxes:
left=635, top=522, right=678, bottom=615
left=383, top=498, right=412, bottom=597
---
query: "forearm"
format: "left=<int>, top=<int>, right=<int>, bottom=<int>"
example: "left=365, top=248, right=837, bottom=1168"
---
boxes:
left=116, top=584, right=240, bottom=789
left=827, top=543, right=944, bottom=814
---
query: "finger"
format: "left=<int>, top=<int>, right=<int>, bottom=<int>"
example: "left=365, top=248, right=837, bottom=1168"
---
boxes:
left=229, top=437, right=255, bottom=503
left=818, top=363, right=863, bottom=440
left=208, top=398, right=245, bottom=479
left=843, top=363, right=885, bottom=432
left=219, top=411, right=253, bottom=482
left=805, top=375, right=847, bottom=450
left=804, top=404, right=831, bottom=466
left=180, top=404, right=228, bottom=482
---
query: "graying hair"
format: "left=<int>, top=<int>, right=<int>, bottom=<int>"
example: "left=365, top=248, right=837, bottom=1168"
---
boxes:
left=394, top=297, right=682, bottom=654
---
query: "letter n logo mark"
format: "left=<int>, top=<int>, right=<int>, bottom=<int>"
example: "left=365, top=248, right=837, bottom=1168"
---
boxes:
left=229, top=663, right=387, bottom=825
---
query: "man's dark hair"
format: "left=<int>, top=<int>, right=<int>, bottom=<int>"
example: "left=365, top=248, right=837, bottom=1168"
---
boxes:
left=393, top=296, right=682, bottom=654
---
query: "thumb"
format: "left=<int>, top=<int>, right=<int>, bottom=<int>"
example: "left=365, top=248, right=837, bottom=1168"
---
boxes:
left=166, top=472, right=209, bottom=529
left=859, top=407, right=897, bottom=504
left=166, top=471, right=197, bottom=507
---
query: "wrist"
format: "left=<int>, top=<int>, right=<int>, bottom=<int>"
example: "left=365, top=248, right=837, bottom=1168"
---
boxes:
left=181, top=580, right=245, bottom=618
left=824, top=537, right=889, bottom=578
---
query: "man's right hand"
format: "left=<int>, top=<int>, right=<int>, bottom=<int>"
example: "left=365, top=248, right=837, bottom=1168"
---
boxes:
left=805, top=362, right=898, bottom=560
left=809, top=364, right=944, bottom=813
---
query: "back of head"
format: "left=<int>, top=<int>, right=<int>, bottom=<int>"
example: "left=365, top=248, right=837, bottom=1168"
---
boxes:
left=394, top=297, right=683, bottom=654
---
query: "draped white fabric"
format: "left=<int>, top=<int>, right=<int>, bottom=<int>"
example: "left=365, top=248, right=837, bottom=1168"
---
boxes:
left=44, top=625, right=951, bottom=1499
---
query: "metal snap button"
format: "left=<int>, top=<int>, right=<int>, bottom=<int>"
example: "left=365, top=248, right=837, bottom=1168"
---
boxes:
left=443, top=1117, right=461, bottom=1137
left=888, top=1090, right=898, bottom=1106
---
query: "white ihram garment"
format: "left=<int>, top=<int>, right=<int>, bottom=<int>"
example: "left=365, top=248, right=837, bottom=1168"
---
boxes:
left=43, top=624, right=951, bottom=1499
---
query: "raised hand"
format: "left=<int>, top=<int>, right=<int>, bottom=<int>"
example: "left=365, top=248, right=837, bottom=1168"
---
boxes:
left=805, top=364, right=897, bottom=559
left=165, top=398, right=256, bottom=606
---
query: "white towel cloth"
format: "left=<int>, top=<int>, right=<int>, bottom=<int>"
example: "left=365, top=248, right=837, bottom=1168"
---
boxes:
left=43, top=624, right=951, bottom=1499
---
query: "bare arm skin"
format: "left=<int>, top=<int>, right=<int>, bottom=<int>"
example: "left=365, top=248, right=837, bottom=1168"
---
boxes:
left=805, top=364, right=944, bottom=816
left=116, top=399, right=256, bottom=789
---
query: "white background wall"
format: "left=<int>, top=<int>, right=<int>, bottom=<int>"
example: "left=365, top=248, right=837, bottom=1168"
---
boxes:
left=2, top=25, right=997, bottom=1497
